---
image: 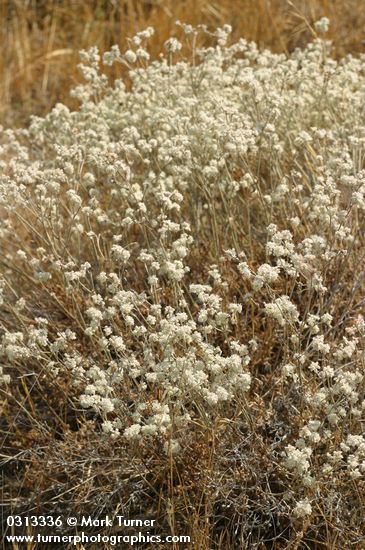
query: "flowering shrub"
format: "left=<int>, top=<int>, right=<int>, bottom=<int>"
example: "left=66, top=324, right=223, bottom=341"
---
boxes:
left=1, top=21, right=365, bottom=548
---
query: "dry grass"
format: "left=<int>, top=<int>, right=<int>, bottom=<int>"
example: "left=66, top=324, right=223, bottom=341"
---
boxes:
left=1, top=0, right=365, bottom=127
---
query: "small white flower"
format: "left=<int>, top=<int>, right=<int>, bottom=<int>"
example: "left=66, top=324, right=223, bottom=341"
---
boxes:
left=293, top=498, right=312, bottom=518
left=124, top=50, right=137, bottom=64
left=124, top=424, right=142, bottom=440
left=111, top=244, right=130, bottom=263
left=314, top=17, right=330, bottom=34
left=164, top=38, right=182, bottom=53
left=264, top=296, right=299, bottom=326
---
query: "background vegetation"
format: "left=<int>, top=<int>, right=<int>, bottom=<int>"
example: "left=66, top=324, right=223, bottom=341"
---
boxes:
left=2, top=0, right=365, bottom=127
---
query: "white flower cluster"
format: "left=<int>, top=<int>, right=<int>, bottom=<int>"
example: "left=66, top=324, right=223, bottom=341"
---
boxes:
left=264, top=296, right=299, bottom=327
